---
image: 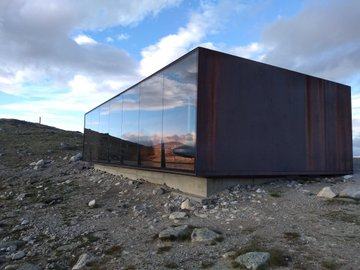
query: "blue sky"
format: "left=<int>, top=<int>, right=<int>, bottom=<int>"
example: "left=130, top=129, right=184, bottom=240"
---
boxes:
left=0, top=0, right=360, bottom=152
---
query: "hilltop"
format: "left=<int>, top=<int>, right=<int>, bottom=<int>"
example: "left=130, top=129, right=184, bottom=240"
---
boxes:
left=0, top=119, right=83, bottom=168
left=0, top=119, right=359, bottom=269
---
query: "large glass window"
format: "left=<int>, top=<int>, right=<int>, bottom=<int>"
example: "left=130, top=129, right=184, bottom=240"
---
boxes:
left=139, top=73, right=164, bottom=168
left=84, top=108, right=100, bottom=161
left=84, top=50, right=198, bottom=172
left=121, top=86, right=140, bottom=166
left=108, top=95, right=123, bottom=164
left=163, top=51, right=197, bottom=171
left=98, top=103, right=110, bottom=162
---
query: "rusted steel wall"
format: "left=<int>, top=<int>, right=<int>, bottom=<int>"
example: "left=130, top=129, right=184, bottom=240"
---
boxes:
left=196, top=48, right=352, bottom=176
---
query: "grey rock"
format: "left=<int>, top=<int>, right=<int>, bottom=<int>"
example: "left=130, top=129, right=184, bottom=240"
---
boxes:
left=159, top=225, right=191, bottom=240
left=22, top=236, right=34, bottom=242
left=339, top=187, right=360, bottom=200
left=16, top=193, right=28, bottom=201
left=169, top=211, right=188, bottom=220
left=4, top=265, right=18, bottom=270
left=191, top=227, right=221, bottom=242
left=70, top=153, right=82, bottom=162
left=72, top=253, right=96, bottom=270
left=222, top=251, right=237, bottom=259
left=35, top=159, right=44, bottom=166
left=153, top=187, right=165, bottom=195
left=0, top=240, right=24, bottom=250
left=88, top=200, right=96, bottom=208
left=21, top=219, right=29, bottom=225
left=181, top=198, right=194, bottom=210
left=234, top=252, right=270, bottom=270
left=60, top=142, right=77, bottom=150
left=18, top=263, right=41, bottom=270
left=11, top=250, right=26, bottom=260
left=317, top=187, right=337, bottom=199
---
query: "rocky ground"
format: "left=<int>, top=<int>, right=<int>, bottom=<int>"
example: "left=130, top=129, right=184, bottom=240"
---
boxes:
left=0, top=119, right=359, bottom=270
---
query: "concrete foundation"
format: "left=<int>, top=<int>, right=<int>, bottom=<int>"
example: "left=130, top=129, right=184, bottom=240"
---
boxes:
left=94, top=164, right=272, bottom=197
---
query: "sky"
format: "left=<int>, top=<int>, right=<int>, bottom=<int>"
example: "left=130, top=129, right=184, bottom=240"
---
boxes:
left=0, top=0, right=360, bottom=152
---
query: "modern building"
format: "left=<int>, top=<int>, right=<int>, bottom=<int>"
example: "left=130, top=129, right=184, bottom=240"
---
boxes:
left=83, top=47, right=353, bottom=197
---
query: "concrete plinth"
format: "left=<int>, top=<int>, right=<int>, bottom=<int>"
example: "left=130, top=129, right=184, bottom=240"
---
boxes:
left=94, top=164, right=272, bottom=197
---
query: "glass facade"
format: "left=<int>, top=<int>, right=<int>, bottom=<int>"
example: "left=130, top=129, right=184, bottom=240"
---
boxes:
left=83, top=50, right=198, bottom=172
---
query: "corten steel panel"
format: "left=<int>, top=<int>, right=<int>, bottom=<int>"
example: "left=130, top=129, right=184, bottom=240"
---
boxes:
left=196, top=48, right=352, bottom=176
left=304, top=78, right=352, bottom=173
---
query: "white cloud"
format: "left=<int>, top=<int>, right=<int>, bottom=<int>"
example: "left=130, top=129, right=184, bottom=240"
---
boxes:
left=117, top=34, right=129, bottom=41
left=106, top=37, right=114, bottom=42
left=0, top=0, right=181, bottom=130
left=230, top=42, right=265, bottom=60
left=260, top=0, right=360, bottom=82
left=139, top=0, right=242, bottom=76
left=74, top=35, right=97, bottom=45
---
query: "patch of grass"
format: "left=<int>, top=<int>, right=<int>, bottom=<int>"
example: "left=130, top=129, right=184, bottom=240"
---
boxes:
left=269, top=191, right=282, bottom=198
left=323, top=211, right=360, bottom=225
left=85, top=232, right=100, bottom=243
left=283, top=232, right=301, bottom=240
left=105, top=245, right=122, bottom=257
left=164, top=262, right=178, bottom=268
left=321, top=260, right=340, bottom=270
left=0, top=222, right=11, bottom=228
left=122, top=266, right=136, bottom=270
left=268, top=248, right=292, bottom=267
left=324, top=199, right=359, bottom=206
left=241, top=226, right=257, bottom=234
left=200, top=260, right=216, bottom=268
left=157, top=245, right=172, bottom=254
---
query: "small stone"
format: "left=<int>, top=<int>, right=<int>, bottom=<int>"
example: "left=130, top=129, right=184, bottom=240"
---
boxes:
left=88, top=200, right=96, bottom=208
left=191, top=227, right=221, bottom=242
left=72, top=253, right=96, bottom=270
left=16, top=193, right=27, bottom=201
left=159, top=225, right=191, bottom=240
left=69, top=153, right=82, bottom=162
left=339, top=187, right=360, bottom=200
left=222, top=251, right=237, bottom=259
left=343, top=175, right=353, bottom=180
left=29, top=162, right=36, bottom=166
left=11, top=250, right=26, bottom=260
left=22, top=236, right=33, bottom=242
left=169, top=212, right=188, bottom=220
left=4, top=265, right=17, bottom=270
left=0, top=240, right=24, bottom=250
left=21, top=219, right=29, bottom=225
left=35, top=159, right=44, bottom=166
left=194, top=212, right=208, bottom=218
left=60, top=142, right=77, bottom=150
left=181, top=198, right=194, bottom=210
left=235, top=252, right=270, bottom=270
left=153, top=187, right=165, bottom=195
left=317, top=187, right=337, bottom=199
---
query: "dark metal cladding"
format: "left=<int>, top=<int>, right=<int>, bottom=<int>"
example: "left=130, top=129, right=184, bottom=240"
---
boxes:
left=196, top=47, right=352, bottom=176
